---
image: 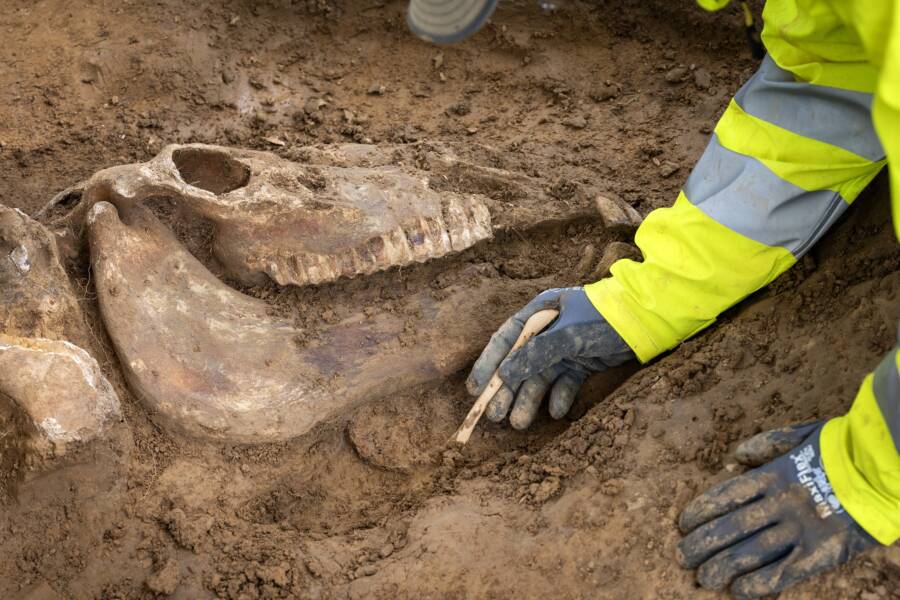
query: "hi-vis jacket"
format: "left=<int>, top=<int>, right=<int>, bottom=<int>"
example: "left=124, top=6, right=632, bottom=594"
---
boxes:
left=585, top=0, right=900, bottom=545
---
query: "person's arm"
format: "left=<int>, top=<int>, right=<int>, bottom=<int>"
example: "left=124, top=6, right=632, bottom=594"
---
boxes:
left=677, top=340, right=899, bottom=598
left=585, top=52, right=885, bottom=363
left=468, top=23, right=887, bottom=429
left=674, top=2, right=900, bottom=597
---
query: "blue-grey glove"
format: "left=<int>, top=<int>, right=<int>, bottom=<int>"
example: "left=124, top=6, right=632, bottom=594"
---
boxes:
left=467, top=287, right=635, bottom=430
left=678, top=422, right=879, bottom=599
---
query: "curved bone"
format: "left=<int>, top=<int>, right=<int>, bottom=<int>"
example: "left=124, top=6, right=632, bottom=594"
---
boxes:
left=48, top=143, right=492, bottom=287
left=86, top=201, right=540, bottom=442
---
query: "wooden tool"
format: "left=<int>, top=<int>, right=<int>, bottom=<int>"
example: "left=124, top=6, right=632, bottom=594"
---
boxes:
left=453, top=308, right=560, bottom=444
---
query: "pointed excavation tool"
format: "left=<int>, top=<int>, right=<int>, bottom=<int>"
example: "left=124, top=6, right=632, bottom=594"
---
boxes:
left=453, top=309, right=559, bottom=444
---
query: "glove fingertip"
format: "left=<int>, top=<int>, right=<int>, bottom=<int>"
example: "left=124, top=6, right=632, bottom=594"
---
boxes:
left=509, top=412, right=532, bottom=430
left=465, top=373, right=484, bottom=396
left=548, top=390, right=573, bottom=419
left=485, top=386, right=514, bottom=423
left=674, top=541, right=692, bottom=569
left=548, top=402, right=568, bottom=420
left=548, top=376, right=581, bottom=419
left=677, top=502, right=702, bottom=534
left=509, top=398, right=538, bottom=430
left=734, top=422, right=824, bottom=466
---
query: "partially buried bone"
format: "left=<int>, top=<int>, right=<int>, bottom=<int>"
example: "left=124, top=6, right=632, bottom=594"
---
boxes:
left=0, top=204, right=92, bottom=347
left=86, top=200, right=542, bottom=442
left=0, top=335, right=126, bottom=498
left=45, top=143, right=492, bottom=287
left=40, top=142, right=613, bottom=289
left=0, top=203, right=127, bottom=502
left=293, top=141, right=601, bottom=231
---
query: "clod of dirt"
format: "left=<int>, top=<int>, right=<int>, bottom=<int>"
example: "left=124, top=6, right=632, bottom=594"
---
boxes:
left=17, top=582, right=63, bottom=600
left=693, top=67, right=712, bottom=89
left=0, top=335, right=122, bottom=493
left=590, top=82, right=619, bottom=101
left=658, top=161, right=680, bottom=178
left=0, top=205, right=91, bottom=347
left=146, top=559, right=180, bottom=595
left=42, top=143, right=493, bottom=288
left=664, top=66, right=689, bottom=83
left=563, top=115, right=588, bottom=129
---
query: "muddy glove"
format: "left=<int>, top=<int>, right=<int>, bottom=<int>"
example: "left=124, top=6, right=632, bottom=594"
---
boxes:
left=678, top=421, right=879, bottom=599
left=467, top=287, right=634, bottom=430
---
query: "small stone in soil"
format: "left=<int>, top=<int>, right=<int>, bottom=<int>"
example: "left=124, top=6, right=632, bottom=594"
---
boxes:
left=693, top=68, right=712, bottom=89
left=664, top=67, right=688, bottom=83
left=575, top=244, right=597, bottom=276
left=591, top=83, right=619, bottom=101
left=659, top=162, right=680, bottom=178
left=564, top=115, right=588, bottom=129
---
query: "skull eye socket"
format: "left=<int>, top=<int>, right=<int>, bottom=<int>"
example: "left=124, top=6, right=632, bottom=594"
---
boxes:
left=172, top=148, right=250, bottom=195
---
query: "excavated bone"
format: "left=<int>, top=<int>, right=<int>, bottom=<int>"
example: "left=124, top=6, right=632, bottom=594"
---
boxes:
left=43, top=143, right=492, bottom=287
left=0, top=204, right=92, bottom=347
left=295, top=141, right=602, bottom=231
left=0, top=335, right=124, bottom=495
left=86, top=200, right=542, bottom=443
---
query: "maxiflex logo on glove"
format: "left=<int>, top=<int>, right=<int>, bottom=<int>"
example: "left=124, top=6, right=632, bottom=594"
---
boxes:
left=789, top=443, right=843, bottom=519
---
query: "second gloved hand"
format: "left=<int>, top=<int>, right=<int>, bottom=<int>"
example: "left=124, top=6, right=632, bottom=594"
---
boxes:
left=467, top=287, right=635, bottom=429
left=678, top=422, right=879, bottom=599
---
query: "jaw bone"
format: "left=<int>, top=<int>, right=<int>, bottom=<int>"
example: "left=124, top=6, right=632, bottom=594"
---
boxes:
left=48, top=143, right=492, bottom=287
left=86, top=200, right=540, bottom=443
left=45, top=142, right=585, bottom=443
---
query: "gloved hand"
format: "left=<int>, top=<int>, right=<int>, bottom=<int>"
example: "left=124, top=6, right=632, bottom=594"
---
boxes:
left=678, top=421, right=879, bottom=599
left=467, top=287, right=634, bottom=430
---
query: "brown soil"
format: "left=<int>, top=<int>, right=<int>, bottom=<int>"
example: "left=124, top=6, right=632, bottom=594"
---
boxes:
left=1, top=1, right=898, bottom=599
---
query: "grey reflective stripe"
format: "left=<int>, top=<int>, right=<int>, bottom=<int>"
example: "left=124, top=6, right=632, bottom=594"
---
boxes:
left=872, top=347, right=900, bottom=454
left=734, top=55, right=885, bottom=162
left=683, top=134, right=848, bottom=257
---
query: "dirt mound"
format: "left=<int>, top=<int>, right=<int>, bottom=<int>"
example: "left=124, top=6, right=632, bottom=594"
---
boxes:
left=0, top=1, right=897, bottom=599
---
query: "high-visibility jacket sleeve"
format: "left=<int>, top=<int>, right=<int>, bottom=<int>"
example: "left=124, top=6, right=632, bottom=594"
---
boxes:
left=584, top=56, right=884, bottom=362
left=584, top=4, right=886, bottom=364
left=585, top=0, right=900, bottom=546
left=822, top=343, right=900, bottom=545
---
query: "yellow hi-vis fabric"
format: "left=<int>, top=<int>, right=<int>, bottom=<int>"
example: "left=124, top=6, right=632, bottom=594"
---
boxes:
left=822, top=347, right=900, bottom=545
left=585, top=0, right=900, bottom=545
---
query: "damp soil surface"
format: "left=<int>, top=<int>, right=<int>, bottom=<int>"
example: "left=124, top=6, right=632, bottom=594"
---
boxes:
left=1, top=1, right=899, bottom=599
